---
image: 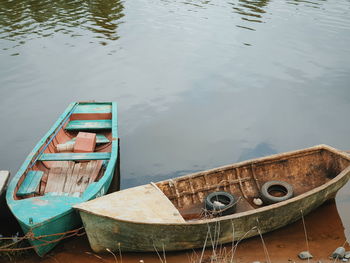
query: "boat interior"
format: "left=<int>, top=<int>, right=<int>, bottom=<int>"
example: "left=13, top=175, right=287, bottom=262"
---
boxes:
left=14, top=103, right=114, bottom=200
left=156, top=147, right=350, bottom=221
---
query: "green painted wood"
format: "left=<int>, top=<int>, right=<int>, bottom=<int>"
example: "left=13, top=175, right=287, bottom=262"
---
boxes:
left=6, top=101, right=119, bottom=257
left=73, top=103, right=112, bottom=114
left=39, top=152, right=111, bottom=161
left=65, top=120, right=112, bottom=131
left=68, top=134, right=110, bottom=144
left=17, top=171, right=44, bottom=196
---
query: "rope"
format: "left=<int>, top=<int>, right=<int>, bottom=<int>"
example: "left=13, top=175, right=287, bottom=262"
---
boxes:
left=0, top=227, right=85, bottom=252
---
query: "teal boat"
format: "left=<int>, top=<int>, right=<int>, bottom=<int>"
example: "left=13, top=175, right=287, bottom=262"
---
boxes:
left=6, top=102, right=119, bottom=256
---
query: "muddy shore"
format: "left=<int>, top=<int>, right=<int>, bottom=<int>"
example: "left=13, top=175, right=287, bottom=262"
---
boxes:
left=2, top=198, right=346, bottom=263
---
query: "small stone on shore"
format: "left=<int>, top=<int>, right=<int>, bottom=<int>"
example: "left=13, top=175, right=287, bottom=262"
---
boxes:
left=332, top=247, right=346, bottom=259
left=298, top=251, right=313, bottom=260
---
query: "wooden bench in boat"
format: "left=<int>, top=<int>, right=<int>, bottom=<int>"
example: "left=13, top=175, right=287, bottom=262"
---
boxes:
left=39, top=152, right=111, bottom=161
left=73, top=104, right=112, bottom=114
left=17, top=171, right=44, bottom=196
left=65, top=120, right=112, bottom=131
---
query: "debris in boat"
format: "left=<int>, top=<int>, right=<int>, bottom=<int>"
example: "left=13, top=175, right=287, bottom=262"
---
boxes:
left=260, top=180, right=294, bottom=204
left=298, top=251, right=313, bottom=259
left=56, top=143, right=74, bottom=152
left=253, top=198, right=263, bottom=206
left=213, top=201, right=225, bottom=207
left=204, top=191, right=237, bottom=216
left=332, top=247, right=346, bottom=259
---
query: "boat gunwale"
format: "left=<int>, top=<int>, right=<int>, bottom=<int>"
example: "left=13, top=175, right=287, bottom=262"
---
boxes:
left=75, top=144, right=350, bottom=225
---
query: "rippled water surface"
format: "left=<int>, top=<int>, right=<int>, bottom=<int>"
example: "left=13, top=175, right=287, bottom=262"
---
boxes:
left=1, top=0, right=350, bottom=257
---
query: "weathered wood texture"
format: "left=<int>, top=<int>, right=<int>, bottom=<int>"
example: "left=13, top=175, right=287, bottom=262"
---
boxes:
left=65, top=120, right=112, bottom=131
left=156, top=147, right=350, bottom=211
left=17, top=171, right=44, bottom=196
left=39, top=152, right=111, bottom=161
left=75, top=145, right=350, bottom=253
left=78, top=184, right=185, bottom=223
left=44, top=161, right=102, bottom=196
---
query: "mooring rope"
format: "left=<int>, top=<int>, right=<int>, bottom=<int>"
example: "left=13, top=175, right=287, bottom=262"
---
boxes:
left=0, top=227, right=85, bottom=252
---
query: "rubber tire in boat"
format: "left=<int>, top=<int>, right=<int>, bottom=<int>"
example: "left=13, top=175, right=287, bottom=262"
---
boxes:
left=205, top=191, right=237, bottom=216
left=260, top=180, right=293, bottom=204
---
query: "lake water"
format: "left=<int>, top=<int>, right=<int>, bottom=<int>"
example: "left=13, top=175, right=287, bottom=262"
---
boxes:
left=1, top=0, right=350, bottom=261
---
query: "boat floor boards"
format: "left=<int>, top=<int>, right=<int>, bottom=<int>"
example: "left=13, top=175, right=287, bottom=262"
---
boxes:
left=44, top=160, right=103, bottom=196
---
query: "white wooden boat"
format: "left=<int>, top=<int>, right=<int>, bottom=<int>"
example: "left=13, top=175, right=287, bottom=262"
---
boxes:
left=75, top=145, right=350, bottom=253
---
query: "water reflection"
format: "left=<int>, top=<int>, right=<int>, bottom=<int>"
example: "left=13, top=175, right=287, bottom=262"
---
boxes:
left=228, top=0, right=270, bottom=32
left=0, top=0, right=124, bottom=46
left=287, top=0, right=325, bottom=8
left=231, top=0, right=269, bottom=23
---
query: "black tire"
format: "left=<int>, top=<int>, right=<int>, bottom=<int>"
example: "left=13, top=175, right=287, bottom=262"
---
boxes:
left=204, top=191, right=237, bottom=216
left=260, top=180, right=293, bottom=204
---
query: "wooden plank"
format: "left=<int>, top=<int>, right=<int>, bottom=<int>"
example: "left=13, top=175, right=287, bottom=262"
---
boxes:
left=72, top=161, right=96, bottom=194
left=73, top=104, right=112, bottom=114
left=81, top=161, right=97, bottom=193
left=45, top=163, right=63, bottom=194
left=65, top=163, right=82, bottom=194
left=88, top=160, right=103, bottom=184
left=17, top=171, right=44, bottom=196
left=65, top=120, right=112, bottom=131
left=70, top=162, right=88, bottom=194
left=61, top=162, right=75, bottom=193
left=67, top=134, right=110, bottom=144
left=39, top=152, right=111, bottom=161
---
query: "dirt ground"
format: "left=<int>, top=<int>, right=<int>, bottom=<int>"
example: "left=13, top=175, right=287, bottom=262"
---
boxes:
left=3, top=199, right=348, bottom=263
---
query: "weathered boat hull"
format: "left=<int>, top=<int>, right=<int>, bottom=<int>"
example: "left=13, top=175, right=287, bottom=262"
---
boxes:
left=79, top=167, right=350, bottom=252
left=76, top=145, right=350, bottom=253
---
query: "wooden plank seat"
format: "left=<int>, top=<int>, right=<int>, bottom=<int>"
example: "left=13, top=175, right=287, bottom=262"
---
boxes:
left=17, top=171, right=44, bottom=196
left=39, top=152, right=111, bottom=161
left=65, top=120, right=112, bottom=131
left=67, top=134, right=110, bottom=144
left=73, top=103, right=112, bottom=114
left=44, top=160, right=103, bottom=197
